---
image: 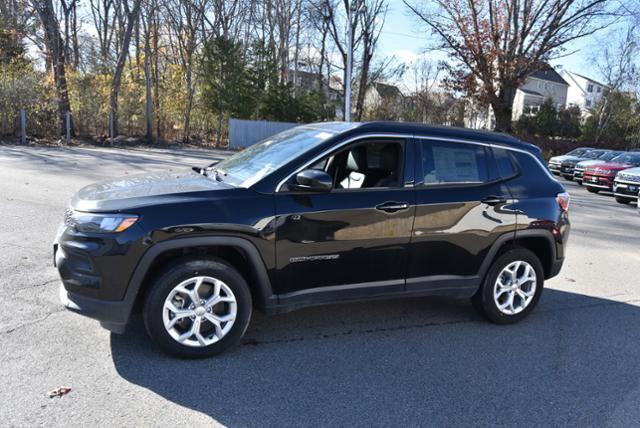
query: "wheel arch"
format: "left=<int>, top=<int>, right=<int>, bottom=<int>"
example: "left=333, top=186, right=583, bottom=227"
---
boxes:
left=124, top=237, right=276, bottom=322
left=480, top=230, right=557, bottom=282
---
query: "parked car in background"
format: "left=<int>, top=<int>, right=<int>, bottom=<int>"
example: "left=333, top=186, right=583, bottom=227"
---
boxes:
left=613, top=167, right=640, bottom=204
left=573, top=150, right=622, bottom=185
left=559, top=149, right=608, bottom=180
left=548, top=147, right=593, bottom=175
left=583, top=152, right=640, bottom=193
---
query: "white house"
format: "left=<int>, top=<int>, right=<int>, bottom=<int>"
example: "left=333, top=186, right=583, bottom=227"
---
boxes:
left=464, top=65, right=569, bottom=130
left=560, top=70, right=609, bottom=115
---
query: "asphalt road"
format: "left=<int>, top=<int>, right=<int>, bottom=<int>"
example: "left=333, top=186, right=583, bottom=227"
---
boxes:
left=1, top=144, right=640, bottom=427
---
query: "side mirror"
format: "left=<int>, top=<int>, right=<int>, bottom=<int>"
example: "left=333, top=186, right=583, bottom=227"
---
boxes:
left=292, top=169, right=333, bottom=192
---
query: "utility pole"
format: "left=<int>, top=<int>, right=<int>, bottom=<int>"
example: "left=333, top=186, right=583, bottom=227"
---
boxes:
left=345, top=1, right=355, bottom=122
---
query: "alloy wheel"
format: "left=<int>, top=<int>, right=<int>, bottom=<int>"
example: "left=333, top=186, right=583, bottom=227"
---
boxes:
left=162, top=276, right=237, bottom=347
left=493, top=261, right=537, bottom=315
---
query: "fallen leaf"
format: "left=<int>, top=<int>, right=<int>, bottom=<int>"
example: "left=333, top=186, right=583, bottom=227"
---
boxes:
left=48, top=386, right=71, bottom=398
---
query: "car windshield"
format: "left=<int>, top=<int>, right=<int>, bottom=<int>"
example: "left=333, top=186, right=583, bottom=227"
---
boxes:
left=611, top=153, right=640, bottom=165
left=211, top=126, right=336, bottom=187
left=567, top=148, right=588, bottom=156
left=600, top=151, right=620, bottom=160
left=584, top=150, right=604, bottom=159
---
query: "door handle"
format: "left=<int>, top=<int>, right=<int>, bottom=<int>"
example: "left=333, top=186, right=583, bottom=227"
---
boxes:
left=376, top=201, right=410, bottom=213
left=481, top=195, right=507, bottom=206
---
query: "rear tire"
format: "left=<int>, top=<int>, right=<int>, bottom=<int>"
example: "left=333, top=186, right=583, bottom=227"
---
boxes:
left=615, top=196, right=630, bottom=204
left=143, top=257, right=252, bottom=358
left=472, top=248, right=544, bottom=324
left=586, top=187, right=600, bottom=193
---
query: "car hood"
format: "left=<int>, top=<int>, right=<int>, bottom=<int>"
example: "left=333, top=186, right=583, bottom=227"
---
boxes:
left=617, top=167, right=640, bottom=178
left=576, top=160, right=607, bottom=168
left=549, top=155, right=575, bottom=163
left=71, top=169, right=236, bottom=212
left=587, top=162, right=634, bottom=173
left=560, top=156, right=587, bottom=165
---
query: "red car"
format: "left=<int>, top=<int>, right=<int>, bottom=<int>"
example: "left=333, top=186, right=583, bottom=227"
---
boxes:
left=583, top=152, right=640, bottom=193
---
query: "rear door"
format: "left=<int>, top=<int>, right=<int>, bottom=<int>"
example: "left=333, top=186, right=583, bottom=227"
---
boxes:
left=407, top=137, right=517, bottom=293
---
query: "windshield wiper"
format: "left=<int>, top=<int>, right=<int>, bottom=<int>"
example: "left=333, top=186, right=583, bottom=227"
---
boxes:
left=213, top=168, right=227, bottom=182
left=192, top=166, right=208, bottom=176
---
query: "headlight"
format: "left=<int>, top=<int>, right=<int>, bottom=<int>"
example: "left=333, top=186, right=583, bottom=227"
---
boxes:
left=596, top=170, right=612, bottom=175
left=66, top=211, right=139, bottom=233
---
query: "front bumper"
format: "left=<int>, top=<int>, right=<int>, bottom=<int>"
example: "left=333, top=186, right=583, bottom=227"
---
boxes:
left=549, top=163, right=562, bottom=175
left=583, top=174, right=614, bottom=190
left=59, top=284, right=129, bottom=333
left=613, top=181, right=640, bottom=200
left=560, top=165, right=575, bottom=178
left=573, top=169, right=584, bottom=181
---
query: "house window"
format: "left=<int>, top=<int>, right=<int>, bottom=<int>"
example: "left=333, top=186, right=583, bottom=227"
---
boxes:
left=587, top=84, right=594, bottom=92
left=597, top=86, right=601, bottom=93
left=586, top=99, right=592, bottom=107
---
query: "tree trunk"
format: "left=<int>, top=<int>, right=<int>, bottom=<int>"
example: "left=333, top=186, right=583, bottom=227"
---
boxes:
left=216, top=114, right=223, bottom=147
left=143, top=21, right=153, bottom=144
left=183, top=66, right=193, bottom=143
left=108, top=0, right=142, bottom=138
left=355, top=33, right=371, bottom=121
left=35, top=0, right=74, bottom=138
left=493, top=86, right=517, bottom=132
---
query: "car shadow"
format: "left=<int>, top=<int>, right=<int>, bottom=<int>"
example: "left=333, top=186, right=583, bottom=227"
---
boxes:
left=110, top=289, right=640, bottom=426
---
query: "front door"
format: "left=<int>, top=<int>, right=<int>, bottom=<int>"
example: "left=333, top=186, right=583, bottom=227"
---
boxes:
left=274, top=138, right=415, bottom=299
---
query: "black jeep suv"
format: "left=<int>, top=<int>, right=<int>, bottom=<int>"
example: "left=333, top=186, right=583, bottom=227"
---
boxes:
left=55, top=122, right=570, bottom=357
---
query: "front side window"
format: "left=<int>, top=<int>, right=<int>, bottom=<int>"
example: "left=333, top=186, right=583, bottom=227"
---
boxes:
left=419, top=140, right=491, bottom=185
left=311, top=140, right=405, bottom=190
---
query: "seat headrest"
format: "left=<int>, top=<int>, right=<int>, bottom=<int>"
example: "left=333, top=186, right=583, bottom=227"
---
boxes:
left=346, top=146, right=367, bottom=172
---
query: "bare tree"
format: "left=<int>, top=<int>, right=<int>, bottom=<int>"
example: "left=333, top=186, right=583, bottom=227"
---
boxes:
left=592, top=27, right=638, bottom=144
left=165, top=0, right=208, bottom=142
left=33, top=0, right=74, bottom=137
left=354, top=0, right=386, bottom=120
left=405, top=0, right=619, bottom=131
left=108, top=0, right=142, bottom=137
left=90, top=0, right=117, bottom=68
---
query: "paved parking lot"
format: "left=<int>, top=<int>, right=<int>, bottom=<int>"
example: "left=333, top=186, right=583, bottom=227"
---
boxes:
left=1, top=144, right=640, bottom=427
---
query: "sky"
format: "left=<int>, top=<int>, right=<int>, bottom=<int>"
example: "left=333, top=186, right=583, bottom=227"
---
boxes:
left=376, top=1, right=619, bottom=92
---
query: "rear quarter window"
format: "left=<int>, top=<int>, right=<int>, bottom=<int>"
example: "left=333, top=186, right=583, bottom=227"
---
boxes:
left=492, top=147, right=518, bottom=179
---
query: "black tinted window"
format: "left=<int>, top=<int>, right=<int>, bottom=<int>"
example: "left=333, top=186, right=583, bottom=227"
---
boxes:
left=493, top=147, right=518, bottom=178
left=419, top=140, right=490, bottom=185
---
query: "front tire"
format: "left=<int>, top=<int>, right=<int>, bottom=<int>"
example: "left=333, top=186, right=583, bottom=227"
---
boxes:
left=143, top=258, right=252, bottom=358
left=472, top=248, right=544, bottom=324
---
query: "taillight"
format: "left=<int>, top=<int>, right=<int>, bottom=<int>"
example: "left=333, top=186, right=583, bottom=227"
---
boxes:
left=556, top=191, right=570, bottom=212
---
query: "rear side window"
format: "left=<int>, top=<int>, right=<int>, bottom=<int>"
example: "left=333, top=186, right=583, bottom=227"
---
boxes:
left=419, top=140, right=491, bottom=185
left=492, top=147, right=518, bottom=179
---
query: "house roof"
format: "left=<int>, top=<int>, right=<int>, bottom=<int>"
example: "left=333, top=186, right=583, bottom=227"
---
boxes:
left=520, top=88, right=544, bottom=97
left=529, top=66, right=568, bottom=85
left=373, top=82, right=403, bottom=99
left=564, top=71, right=608, bottom=88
